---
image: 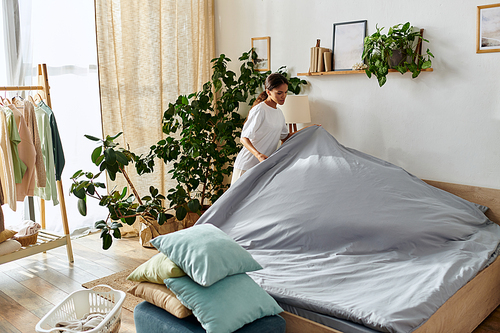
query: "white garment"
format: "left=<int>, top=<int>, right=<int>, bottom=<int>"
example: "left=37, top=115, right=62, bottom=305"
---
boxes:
left=230, top=168, right=246, bottom=186
left=16, top=220, right=41, bottom=236
left=233, top=102, right=288, bottom=170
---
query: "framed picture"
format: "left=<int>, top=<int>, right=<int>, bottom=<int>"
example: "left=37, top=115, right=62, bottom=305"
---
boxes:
left=251, top=37, right=270, bottom=71
left=477, top=3, right=500, bottom=53
left=332, top=20, right=367, bottom=70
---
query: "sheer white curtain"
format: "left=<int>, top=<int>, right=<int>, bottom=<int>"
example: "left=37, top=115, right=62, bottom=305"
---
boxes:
left=95, top=0, right=215, bottom=237
left=1, top=1, right=107, bottom=234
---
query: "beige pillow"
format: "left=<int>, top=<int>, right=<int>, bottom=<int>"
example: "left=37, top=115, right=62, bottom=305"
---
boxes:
left=0, top=230, right=17, bottom=243
left=128, top=282, right=192, bottom=318
left=0, top=239, right=21, bottom=255
left=127, top=253, right=185, bottom=284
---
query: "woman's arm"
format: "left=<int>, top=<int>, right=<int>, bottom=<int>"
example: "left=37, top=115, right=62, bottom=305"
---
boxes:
left=241, top=137, right=268, bottom=162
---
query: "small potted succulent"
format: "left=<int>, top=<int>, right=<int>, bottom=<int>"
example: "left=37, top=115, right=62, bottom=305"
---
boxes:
left=362, top=22, right=434, bottom=87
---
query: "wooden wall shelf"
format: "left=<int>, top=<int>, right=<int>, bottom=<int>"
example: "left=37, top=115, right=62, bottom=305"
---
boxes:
left=297, top=68, right=433, bottom=76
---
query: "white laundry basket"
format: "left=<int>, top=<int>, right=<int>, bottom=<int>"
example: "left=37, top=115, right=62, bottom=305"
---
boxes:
left=35, top=285, right=126, bottom=333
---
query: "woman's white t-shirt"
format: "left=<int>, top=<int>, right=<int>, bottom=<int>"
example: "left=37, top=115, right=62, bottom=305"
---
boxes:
left=234, top=102, right=288, bottom=170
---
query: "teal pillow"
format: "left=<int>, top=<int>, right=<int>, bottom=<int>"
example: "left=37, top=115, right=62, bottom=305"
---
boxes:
left=165, top=274, right=283, bottom=333
left=150, top=224, right=262, bottom=287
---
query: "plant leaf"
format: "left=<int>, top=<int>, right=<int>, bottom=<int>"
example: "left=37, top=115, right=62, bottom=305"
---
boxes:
left=77, top=198, right=87, bottom=216
left=176, top=206, right=187, bottom=221
left=84, top=134, right=101, bottom=141
left=91, top=146, right=102, bottom=164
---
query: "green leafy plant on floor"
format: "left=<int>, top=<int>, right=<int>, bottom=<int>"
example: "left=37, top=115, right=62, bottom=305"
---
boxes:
left=71, top=49, right=307, bottom=249
left=362, top=22, right=434, bottom=87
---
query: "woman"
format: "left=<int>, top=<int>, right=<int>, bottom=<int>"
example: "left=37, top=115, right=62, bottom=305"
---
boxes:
left=231, top=73, right=298, bottom=185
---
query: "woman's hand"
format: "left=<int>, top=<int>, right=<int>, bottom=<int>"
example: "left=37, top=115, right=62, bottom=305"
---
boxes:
left=257, top=153, right=268, bottom=162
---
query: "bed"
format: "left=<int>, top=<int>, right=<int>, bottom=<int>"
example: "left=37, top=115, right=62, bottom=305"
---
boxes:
left=195, top=126, right=500, bottom=333
left=282, top=179, right=500, bottom=333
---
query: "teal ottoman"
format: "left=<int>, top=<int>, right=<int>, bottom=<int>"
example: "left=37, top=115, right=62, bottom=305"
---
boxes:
left=134, top=301, right=286, bottom=333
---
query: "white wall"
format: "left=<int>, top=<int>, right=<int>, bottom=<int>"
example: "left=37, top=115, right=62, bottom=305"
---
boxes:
left=215, top=0, right=500, bottom=189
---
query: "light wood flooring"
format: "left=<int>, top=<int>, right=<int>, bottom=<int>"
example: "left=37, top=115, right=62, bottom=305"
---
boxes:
left=0, top=232, right=499, bottom=333
left=0, top=232, right=157, bottom=333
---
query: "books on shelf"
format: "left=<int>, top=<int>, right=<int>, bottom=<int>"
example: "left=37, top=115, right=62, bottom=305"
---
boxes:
left=310, top=46, right=332, bottom=73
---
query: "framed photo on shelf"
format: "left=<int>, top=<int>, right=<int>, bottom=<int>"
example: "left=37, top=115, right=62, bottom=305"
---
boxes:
left=332, top=20, right=367, bottom=71
left=251, top=37, right=270, bottom=71
left=477, top=3, right=500, bottom=53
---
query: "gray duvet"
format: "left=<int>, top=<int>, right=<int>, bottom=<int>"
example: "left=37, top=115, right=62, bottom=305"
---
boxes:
left=195, top=126, right=500, bottom=333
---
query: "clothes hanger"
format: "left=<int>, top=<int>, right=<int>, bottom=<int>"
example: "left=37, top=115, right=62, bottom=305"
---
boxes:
left=34, top=92, right=43, bottom=104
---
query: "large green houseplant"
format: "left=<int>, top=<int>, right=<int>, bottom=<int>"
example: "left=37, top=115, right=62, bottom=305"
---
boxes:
left=362, top=22, right=434, bottom=87
left=71, top=49, right=307, bottom=249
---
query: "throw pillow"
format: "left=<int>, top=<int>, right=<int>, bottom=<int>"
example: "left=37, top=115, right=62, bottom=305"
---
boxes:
left=0, top=229, right=16, bottom=243
left=127, top=253, right=185, bottom=284
left=151, top=224, right=262, bottom=287
left=128, top=282, right=192, bottom=318
left=0, top=239, right=22, bottom=255
left=165, top=274, right=283, bottom=333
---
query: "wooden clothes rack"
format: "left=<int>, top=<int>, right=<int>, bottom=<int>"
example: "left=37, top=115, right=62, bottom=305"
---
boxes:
left=0, top=64, right=74, bottom=264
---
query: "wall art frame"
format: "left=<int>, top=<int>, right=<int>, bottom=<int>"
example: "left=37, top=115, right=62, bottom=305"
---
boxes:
left=477, top=3, right=500, bottom=53
left=332, top=20, right=367, bottom=71
left=251, top=37, right=271, bottom=71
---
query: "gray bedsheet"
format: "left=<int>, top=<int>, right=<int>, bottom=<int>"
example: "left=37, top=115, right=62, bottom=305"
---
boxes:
left=195, top=126, right=500, bottom=333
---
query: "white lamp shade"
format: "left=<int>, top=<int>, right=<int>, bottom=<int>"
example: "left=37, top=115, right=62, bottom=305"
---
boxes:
left=280, top=95, right=311, bottom=124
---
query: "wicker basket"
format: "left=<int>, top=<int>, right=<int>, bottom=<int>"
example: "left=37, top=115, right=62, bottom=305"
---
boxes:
left=14, top=232, right=38, bottom=247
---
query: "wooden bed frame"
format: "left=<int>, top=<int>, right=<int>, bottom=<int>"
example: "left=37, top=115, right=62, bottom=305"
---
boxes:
left=281, top=180, right=500, bottom=333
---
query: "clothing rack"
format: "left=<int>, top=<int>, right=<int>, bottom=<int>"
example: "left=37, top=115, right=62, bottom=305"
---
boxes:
left=0, top=64, right=74, bottom=264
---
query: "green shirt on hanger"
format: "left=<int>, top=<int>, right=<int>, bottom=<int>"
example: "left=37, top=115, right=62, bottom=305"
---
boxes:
left=2, top=106, right=26, bottom=184
left=33, top=104, right=59, bottom=206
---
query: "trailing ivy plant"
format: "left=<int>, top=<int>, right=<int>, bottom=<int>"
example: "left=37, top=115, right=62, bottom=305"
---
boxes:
left=362, top=22, right=434, bottom=87
left=71, top=49, right=307, bottom=249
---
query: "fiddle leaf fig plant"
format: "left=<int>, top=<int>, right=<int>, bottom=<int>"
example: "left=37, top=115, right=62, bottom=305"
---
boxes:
left=71, top=49, right=307, bottom=249
left=362, top=22, right=434, bottom=87
left=134, top=49, right=307, bottom=221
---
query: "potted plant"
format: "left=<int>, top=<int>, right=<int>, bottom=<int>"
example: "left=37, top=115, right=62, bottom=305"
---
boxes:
left=71, top=49, right=307, bottom=249
left=362, top=22, right=434, bottom=87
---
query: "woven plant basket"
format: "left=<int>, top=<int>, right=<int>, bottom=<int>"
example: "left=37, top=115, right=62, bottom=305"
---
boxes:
left=14, top=232, right=38, bottom=247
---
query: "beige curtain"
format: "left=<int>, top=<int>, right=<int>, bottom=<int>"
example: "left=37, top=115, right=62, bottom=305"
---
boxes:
left=95, top=0, right=215, bottom=236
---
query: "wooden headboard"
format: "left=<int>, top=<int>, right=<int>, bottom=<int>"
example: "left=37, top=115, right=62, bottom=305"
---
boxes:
left=424, top=180, right=500, bottom=225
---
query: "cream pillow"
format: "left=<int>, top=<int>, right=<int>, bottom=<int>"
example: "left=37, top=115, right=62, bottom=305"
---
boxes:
left=0, top=230, right=16, bottom=243
left=128, top=282, right=192, bottom=318
left=127, top=252, right=185, bottom=284
left=0, top=239, right=21, bottom=255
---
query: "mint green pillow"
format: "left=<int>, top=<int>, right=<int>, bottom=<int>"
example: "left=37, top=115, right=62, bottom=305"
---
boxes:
left=165, top=274, right=283, bottom=333
left=150, top=224, right=262, bottom=287
left=127, top=253, right=185, bottom=284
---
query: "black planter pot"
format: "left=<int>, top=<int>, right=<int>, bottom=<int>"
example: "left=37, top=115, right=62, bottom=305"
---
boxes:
left=389, top=49, right=408, bottom=68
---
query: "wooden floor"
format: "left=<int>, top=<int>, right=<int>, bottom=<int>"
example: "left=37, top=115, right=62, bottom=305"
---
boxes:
left=0, top=232, right=499, bottom=333
left=0, top=232, right=157, bottom=333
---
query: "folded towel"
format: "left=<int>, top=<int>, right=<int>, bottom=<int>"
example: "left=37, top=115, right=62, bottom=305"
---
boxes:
left=16, top=220, right=41, bottom=237
left=56, top=312, right=106, bottom=331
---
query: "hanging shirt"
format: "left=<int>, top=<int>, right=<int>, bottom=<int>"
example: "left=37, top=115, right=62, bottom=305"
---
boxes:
left=33, top=105, right=59, bottom=205
left=234, top=102, right=288, bottom=171
left=23, top=100, right=46, bottom=188
left=3, top=106, right=26, bottom=184
left=37, top=101, right=65, bottom=181
left=8, top=104, right=37, bottom=201
left=0, top=109, right=16, bottom=211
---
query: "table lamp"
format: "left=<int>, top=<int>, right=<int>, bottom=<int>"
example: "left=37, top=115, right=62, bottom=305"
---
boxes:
left=280, top=95, right=311, bottom=132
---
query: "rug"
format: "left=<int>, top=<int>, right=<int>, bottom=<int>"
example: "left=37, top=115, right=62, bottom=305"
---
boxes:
left=82, top=268, right=141, bottom=312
